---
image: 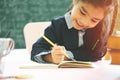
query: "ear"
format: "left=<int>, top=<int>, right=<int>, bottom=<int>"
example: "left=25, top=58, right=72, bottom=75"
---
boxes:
left=73, top=0, right=79, bottom=5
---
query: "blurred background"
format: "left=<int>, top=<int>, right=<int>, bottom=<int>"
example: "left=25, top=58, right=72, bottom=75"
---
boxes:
left=0, top=0, right=120, bottom=49
left=0, top=0, right=72, bottom=48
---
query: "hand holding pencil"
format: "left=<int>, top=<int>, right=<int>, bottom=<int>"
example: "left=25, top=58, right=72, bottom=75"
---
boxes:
left=51, top=45, right=67, bottom=64
left=42, top=35, right=74, bottom=64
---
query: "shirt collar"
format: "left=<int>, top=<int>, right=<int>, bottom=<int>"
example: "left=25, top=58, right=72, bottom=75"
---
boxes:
left=65, top=11, right=73, bottom=29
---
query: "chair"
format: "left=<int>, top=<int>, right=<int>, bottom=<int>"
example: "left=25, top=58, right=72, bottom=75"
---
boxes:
left=23, top=21, right=51, bottom=53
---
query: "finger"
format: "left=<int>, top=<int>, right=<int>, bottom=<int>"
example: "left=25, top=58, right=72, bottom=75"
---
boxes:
left=51, top=50, right=65, bottom=55
left=52, top=46, right=64, bottom=50
left=61, top=46, right=66, bottom=50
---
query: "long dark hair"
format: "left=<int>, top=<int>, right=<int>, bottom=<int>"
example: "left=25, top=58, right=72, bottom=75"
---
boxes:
left=67, top=0, right=118, bottom=36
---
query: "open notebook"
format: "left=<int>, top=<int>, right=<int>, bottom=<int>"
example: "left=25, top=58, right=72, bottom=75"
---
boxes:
left=58, top=61, right=95, bottom=68
left=20, top=61, right=96, bottom=69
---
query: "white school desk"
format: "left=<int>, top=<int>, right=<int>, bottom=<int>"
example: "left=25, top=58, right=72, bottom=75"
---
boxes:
left=1, top=49, right=120, bottom=80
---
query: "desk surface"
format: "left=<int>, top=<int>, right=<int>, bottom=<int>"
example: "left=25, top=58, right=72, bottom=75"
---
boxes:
left=1, top=49, right=120, bottom=80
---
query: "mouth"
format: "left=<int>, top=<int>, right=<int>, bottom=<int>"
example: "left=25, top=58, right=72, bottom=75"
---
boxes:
left=76, top=20, right=85, bottom=29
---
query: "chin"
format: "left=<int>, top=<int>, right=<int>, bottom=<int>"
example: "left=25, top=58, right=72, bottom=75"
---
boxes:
left=74, top=27, right=83, bottom=30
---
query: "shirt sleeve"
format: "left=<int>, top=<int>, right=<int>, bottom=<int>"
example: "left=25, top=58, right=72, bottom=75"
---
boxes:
left=34, top=50, right=75, bottom=63
left=34, top=51, right=51, bottom=63
left=66, top=51, right=75, bottom=60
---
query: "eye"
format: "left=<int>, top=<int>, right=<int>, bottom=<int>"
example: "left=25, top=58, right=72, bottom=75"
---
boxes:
left=80, top=10, right=86, bottom=15
left=91, top=19, right=97, bottom=23
left=91, top=19, right=99, bottom=23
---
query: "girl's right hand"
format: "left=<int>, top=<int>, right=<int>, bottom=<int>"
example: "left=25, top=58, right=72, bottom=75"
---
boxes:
left=51, top=45, right=66, bottom=64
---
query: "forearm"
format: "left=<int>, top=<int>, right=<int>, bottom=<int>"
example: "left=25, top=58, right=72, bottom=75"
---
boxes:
left=43, top=53, right=53, bottom=63
left=43, top=53, right=70, bottom=64
left=31, top=37, right=52, bottom=63
left=70, top=47, right=106, bottom=61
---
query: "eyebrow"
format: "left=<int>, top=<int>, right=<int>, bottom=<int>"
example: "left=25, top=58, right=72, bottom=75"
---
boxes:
left=81, top=6, right=101, bottom=21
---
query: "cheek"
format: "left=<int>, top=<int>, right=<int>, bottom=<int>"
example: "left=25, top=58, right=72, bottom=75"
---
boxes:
left=88, top=22, right=99, bottom=28
left=71, top=13, right=83, bottom=26
left=71, top=8, right=82, bottom=19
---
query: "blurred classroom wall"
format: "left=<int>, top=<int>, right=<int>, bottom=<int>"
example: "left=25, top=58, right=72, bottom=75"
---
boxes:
left=0, top=0, right=71, bottom=48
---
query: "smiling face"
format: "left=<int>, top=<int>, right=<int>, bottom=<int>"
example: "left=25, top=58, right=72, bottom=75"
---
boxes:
left=71, top=1, right=105, bottom=30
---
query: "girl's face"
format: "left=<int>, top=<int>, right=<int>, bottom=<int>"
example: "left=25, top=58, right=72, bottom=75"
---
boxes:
left=71, top=1, right=105, bottom=30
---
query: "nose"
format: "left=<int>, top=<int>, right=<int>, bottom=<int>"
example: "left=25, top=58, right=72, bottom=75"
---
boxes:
left=81, top=18, right=90, bottom=28
left=81, top=18, right=96, bottom=28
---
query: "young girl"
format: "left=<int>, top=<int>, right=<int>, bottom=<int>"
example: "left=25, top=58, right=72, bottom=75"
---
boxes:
left=31, top=0, right=118, bottom=64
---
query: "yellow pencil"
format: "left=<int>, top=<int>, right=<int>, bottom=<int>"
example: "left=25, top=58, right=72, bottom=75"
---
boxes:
left=42, top=35, right=55, bottom=46
left=42, top=35, right=71, bottom=59
left=92, top=39, right=99, bottom=50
